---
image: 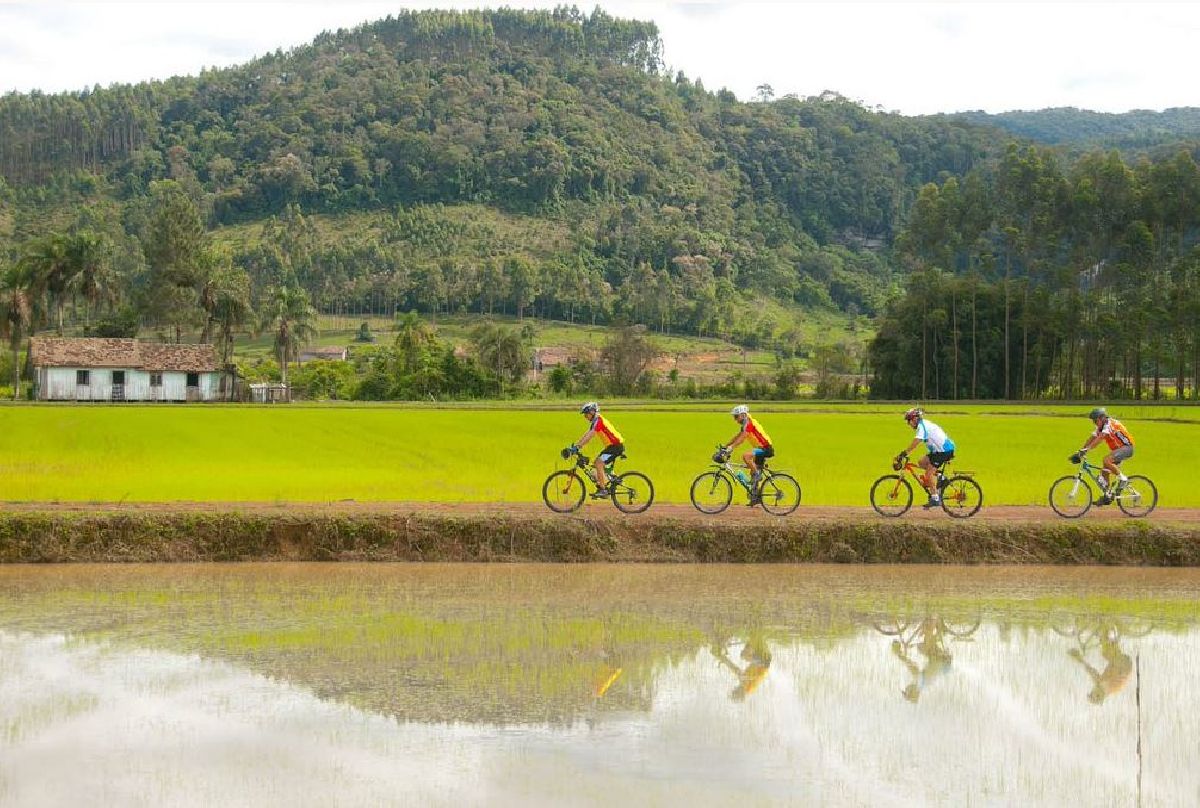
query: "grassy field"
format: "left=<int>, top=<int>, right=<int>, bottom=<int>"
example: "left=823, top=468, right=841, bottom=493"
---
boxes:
left=0, top=403, right=1195, bottom=505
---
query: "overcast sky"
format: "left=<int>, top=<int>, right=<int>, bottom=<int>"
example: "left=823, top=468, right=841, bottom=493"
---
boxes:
left=1, top=1, right=1197, bottom=115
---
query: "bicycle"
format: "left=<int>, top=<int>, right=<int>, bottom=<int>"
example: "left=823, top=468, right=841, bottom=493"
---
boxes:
left=1048, top=456, right=1157, bottom=518
left=541, top=448, right=655, bottom=514
left=689, top=446, right=801, bottom=516
left=869, top=453, right=982, bottom=518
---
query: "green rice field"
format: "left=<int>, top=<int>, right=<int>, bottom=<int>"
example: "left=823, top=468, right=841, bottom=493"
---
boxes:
left=1, top=402, right=1196, bottom=505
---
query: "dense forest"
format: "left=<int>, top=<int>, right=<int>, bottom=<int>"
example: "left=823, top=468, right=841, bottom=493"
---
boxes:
left=0, top=7, right=1198, bottom=400
left=953, top=107, right=1200, bottom=151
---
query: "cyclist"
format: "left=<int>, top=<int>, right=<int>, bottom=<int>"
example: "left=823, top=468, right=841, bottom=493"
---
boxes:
left=897, top=407, right=955, bottom=509
left=563, top=402, right=625, bottom=498
left=722, top=404, right=774, bottom=505
left=1070, top=407, right=1133, bottom=505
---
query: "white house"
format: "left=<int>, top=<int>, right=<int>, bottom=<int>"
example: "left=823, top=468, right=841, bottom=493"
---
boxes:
left=30, top=338, right=227, bottom=402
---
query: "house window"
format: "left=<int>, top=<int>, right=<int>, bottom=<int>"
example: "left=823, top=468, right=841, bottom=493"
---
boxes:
left=112, top=371, right=125, bottom=385
left=150, top=372, right=163, bottom=387
left=186, top=372, right=200, bottom=387
left=76, top=370, right=90, bottom=386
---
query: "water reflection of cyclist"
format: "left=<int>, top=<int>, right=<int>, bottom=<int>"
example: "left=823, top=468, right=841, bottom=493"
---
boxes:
left=712, top=633, right=773, bottom=701
left=1067, top=626, right=1133, bottom=704
left=892, top=617, right=953, bottom=703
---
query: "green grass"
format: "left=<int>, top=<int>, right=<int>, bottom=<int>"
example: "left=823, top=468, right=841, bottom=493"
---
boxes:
left=0, top=404, right=1195, bottom=505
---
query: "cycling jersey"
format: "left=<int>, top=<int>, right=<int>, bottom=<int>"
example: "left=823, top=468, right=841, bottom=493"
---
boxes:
left=1094, top=418, right=1134, bottom=450
left=582, top=415, right=624, bottom=447
left=741, top=417, right=773, bottom=449
left=915, top=419, right=955, bottom=453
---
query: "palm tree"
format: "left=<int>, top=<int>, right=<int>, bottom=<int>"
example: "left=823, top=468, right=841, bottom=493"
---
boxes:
left=470, top=322, right=526, bottom=393
left=257, top=285, right=317, bottom=387
left=22, top=233, right=73, bottom=335
left=66, top=231, right=114, bottom=327
left=0, top=265, right=36, bottom=399
left=205, top=268, right=253, bottom=365
left=394, top=310, right=436, bottom=373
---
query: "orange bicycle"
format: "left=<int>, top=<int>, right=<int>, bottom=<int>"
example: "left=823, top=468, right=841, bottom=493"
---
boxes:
left=869, top=455, right=982, bottom=518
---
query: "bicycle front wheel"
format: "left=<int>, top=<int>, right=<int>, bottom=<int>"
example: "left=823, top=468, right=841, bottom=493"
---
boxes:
left=690, top=471, right=733, bottom=514
left=941, top=476, right=983, bottom=518
left=611, top=471, right=654, bottom=514
left=1049, top=475, right=1092, bottom=518
left=542, top=470, right=585, bottom=513
left=759, top=473, right=801, bottom=516
left=1117, top=475, right=1157, bottom=518
left=870, top=474, right=912, bottom=517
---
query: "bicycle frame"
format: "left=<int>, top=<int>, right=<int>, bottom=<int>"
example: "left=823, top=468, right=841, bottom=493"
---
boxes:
left=710, top=456, right=777, bottom=493
left=569, top=453, right=617, bottom=491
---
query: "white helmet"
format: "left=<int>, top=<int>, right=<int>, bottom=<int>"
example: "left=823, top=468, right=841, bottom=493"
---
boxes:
left=731, top=405, right=749, bottom=417
left=579, top=401, right=599, bottom=414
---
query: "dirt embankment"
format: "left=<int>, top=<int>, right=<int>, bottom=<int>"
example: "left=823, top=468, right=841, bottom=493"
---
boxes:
left=0, top=502, right=1197, bottom=565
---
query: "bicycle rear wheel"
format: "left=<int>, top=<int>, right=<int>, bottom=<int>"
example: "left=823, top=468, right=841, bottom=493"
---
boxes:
left=1116, top=475, right=1157, bottom=518
left=941, top=476, right=982, bottom=518
left=690, top=471, right=733, bottom=514
left=759, top=473, right=801, bottom=516
left=542, top=470, right=585, bottom=513
left=611, top=471, right=654, bottom=514
left=1049, top=475, right=1092, bottom=518
left=870, top=474, right=912, bottom=517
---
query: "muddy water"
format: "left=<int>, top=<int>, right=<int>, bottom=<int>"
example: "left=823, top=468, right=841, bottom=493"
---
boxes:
left=0, top=564, right=1198, bottom=807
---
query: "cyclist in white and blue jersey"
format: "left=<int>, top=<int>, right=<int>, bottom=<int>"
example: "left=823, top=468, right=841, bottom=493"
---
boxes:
left=896, top=407, right=956, bottom=509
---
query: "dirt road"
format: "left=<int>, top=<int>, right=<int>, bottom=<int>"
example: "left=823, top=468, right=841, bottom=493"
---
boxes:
left=5, top=500, right=1196, bottom=523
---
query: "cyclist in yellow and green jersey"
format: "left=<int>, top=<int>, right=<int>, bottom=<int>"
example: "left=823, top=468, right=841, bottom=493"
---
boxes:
left=723, top=405, right=774, bottom=505
left=564, top=402, right=625, bottom=498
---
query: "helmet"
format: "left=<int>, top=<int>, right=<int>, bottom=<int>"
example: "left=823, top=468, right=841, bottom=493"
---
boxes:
left=904, top=407, right=922, bottom=422
left=731, top=405, right=749, bottom=417
left=579, top=401, right=599, bottom=414
left=1088, top=407, right=1107, bottom=420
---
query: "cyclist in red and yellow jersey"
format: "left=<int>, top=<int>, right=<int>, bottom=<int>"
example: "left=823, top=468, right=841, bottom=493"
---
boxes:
left=723, top=405, right=774, bottom=505
left=565, top=402, right=625, bottom=498
left=1070, top=407, right=1135, bottom=505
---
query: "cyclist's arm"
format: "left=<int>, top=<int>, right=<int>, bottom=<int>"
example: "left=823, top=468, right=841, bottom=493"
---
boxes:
left=902, top=437, right=922, bottom=455
left=725, top=431, right=746, bottom=451
left=1079, top=432, right=1102, bottom=453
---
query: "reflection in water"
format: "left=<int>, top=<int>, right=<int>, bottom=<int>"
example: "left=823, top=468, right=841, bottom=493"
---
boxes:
left=875, top=615, right=980, bottom=703
left=1, top=564, right=1199, bottom=806
left=711, top=632, right=773, bottom=702
left=1056, top=617, right=1151, bottom=705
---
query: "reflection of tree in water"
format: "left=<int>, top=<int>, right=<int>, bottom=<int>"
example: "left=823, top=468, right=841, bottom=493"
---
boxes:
left=874, top=614, right=980, bottom=703
left=711, top=631, right=773, bottom=702
left=1053, top=616, right=1152, bottom=705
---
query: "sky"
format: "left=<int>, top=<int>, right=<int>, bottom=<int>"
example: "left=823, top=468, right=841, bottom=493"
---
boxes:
left=1, top=1, right=1198, bottom=115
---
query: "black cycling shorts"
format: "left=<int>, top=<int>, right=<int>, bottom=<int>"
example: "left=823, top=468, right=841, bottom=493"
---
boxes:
left=928, top=450, right=954, bottom=468
left=752, top=445, right=775, bottom=469
left=598, top=443, right=625, bottom=463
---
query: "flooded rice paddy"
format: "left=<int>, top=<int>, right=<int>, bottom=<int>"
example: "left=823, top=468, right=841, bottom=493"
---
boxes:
left=0, top=564, right=1198, bottom=807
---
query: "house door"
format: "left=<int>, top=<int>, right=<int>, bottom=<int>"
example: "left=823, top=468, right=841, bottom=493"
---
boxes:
left=111, top=370, right=126, bottom=402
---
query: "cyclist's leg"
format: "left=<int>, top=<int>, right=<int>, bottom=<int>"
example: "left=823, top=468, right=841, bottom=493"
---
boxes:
left=918, top=454, right=935, bottom=495
left=1106, top=446, right=1133, bottom=489
left=596, top=443, right=623, bottom=489
left=749, top=446, right=774, bottom=487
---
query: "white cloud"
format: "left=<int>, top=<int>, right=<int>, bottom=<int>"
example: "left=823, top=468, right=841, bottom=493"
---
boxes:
left=0, top=1, right=1197, bottom=114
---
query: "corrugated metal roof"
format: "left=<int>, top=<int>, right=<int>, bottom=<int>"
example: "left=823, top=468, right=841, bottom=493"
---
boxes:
left=29, top=338, right=219, bottom=372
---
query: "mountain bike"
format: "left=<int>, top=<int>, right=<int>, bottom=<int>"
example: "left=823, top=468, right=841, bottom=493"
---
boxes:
left=542, top=448, right=654, bottom=514
left=869, top=454, right=982, bottom=518
left=1048, top=456, right=1157, bottom=518
left=689, top=446, right=801, bottom=516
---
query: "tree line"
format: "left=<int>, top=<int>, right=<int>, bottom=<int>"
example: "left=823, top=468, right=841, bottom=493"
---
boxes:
left=870, top=145, right=1200, bottom=400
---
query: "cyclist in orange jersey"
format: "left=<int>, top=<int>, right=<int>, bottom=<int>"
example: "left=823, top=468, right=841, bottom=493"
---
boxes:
left=1070, top=407, right=1135, bottom=505
left=723, top=405, right=774, bottom=505
left=565, top=402, right=625, bottom=498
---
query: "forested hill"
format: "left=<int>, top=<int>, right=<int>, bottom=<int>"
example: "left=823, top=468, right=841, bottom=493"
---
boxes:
left=0, top=7, right=1012, bottom=334
left=950, top=107, right=1200, bottom=150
